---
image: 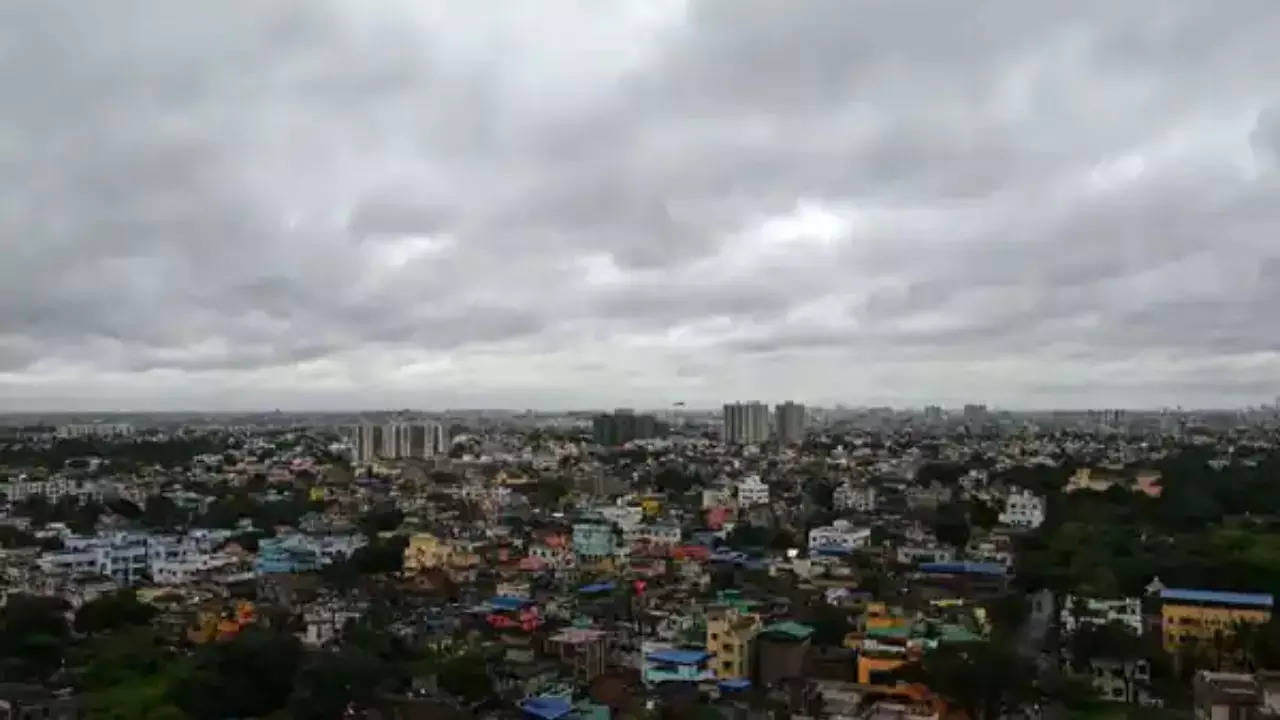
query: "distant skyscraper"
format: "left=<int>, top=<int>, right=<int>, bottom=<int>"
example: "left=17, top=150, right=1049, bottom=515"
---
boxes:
left=774, top=401, right=806, bottom=445
left=963, top=404, right=989, bottom=424
left=924, top=405, right=944, bottom=423
left=592, top=409, right=665, bottom=446
left=352, top=422, right=445, bottom=463
left=723, top=402, right=771, bottom=445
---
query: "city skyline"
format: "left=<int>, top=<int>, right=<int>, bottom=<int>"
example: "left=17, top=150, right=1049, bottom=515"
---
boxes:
left=3, top=2, right=1280, bottom=411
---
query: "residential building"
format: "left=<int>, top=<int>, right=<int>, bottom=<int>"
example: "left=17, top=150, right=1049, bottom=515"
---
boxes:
left=1161, top=588, right=1273, bottom=652
left=1061, top=596, right=1144, bottom=637
left=706, top=606, right=762, bottom=679
left=56, top=423, right=134, bottom=439
left=572, top=523, right=616, bottom=561
left=547, top=628, right=610, bottom=684
left=2, top=476, right=103, bottom=504
left=1089, top=657, right=1153, bottom=705
left=998, top=489, right=1046, bottom=529
left=1192, top=671, right=1267, bottom=720
left=723, top=402, right=771, bottom=445
left=736, top=475, right=770, bottom=507
left=774, top=402, right=807, bottom=445
left=834, top=483, right=875, bottom=513
left=255, top=537, right=321, bottom=575
left=641, top=644, right=715, bottom=685
left=352, top=422, right=445, bottom=463
left=592, top=410, right=665, bottom=446
left=808, top=520, right=872, bottom=555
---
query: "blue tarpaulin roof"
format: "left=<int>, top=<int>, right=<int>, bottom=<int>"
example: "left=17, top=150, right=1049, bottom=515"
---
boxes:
left=521, top=697, right=573, bottom=720
left=579, top=582, right=616, bottom=594
left=1161, top=588, right=1274, bottom=608
left=918, top=561, right=1006, bottom=576
left=646, top=648, right=712, bottom=665
left=489, top=595, right=534, bottom=611
left=718, top=679, right=752, bottom=691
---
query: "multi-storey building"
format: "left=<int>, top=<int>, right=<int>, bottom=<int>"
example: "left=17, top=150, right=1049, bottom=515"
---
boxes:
left=998, top=489, right=1046, bottom=529
left=1061, top=595, right=1144, bottom=637
left=774, top=402, right=807, bottom=445
left=572, top=523, right=617, bottom=561
left=834, top=483, right=876, bottom=513
left=707, top=606, right=762, bottom=680
left=592, top=410, right=665, bottom=446
left=723, top=402, right=771, bottom=445
left=56, top=423, right=134, bottom=439
left=1161, top=588, right=1273, bottom=652
left=737, top=475, right=770, bottom=507
left=1, top=476, right=104, bottom=504
left=808, top=520, right=872, bottom=555
left=352, top=422, right=445, bottom=464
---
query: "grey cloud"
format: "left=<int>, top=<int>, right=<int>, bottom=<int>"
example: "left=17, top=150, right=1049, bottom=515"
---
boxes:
left=3, top=0, right=1280, bottom=409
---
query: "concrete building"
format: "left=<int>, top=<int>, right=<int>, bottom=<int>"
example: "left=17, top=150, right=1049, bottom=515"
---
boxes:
left=998, top=489, right=1046, bottom=529
left=353, top=422, right=445, bottom=463
left=774, top=401, right=807, bottom=445
left=808, top=520, right=872, bottom=555
left=834, top=484, right=876, bottom=513
left=723, top=402, right=771, bottom=445
left=736, top=475, right=770, bottom=507
left=572, top=523, right=617, bottom=561
left=1161, top=588, right=1273, bottom=652
left=592, top=409, right=665, bottom=446
left=55, top=423, right=134, bottom=439
left=706, top=606, right=762, bottom=679
left=1061, top=595, right=1144, bottom=637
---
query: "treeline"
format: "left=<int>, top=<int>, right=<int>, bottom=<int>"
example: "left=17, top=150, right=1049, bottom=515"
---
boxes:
left=0, top=436, right=231, bottom=471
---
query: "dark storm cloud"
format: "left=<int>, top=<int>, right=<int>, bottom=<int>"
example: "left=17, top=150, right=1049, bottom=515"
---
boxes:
left=2, top=0, right=1280, bottom=408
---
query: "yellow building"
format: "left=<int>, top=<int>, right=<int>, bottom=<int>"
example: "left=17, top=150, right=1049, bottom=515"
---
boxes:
left=403, top=533, right=453, bottom=572
left=707, top=606, right=761, bottom=679
left=1161, top=588, right=1272, bottom=652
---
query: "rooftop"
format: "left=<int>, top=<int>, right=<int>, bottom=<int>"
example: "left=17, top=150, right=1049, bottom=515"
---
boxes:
left=1162, top=588, right=1274, bottom=608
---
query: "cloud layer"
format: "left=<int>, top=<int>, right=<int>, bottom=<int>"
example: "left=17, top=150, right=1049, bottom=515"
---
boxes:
left=2, top=0, right=1279, bottom=410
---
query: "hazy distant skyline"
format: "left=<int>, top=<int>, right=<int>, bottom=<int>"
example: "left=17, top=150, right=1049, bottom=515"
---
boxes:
left=3, top=1, right=1280, bottom=411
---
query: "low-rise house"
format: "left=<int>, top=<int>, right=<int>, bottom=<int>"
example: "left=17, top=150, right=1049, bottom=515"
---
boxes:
left=1061, top=595, right=1144, bottom=637
left=808, top=520, right=871, bottom=556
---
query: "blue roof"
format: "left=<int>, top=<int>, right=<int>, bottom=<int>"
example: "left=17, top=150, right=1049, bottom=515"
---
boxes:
left=919, top=561, right=1006, bottom=576
left=1161, top=588, right=1274, bottom=608
left=646, top=648, right=712, bottom=665
left=812, top=544, right=855, bottom=556
left=521, top=697, right=573, bottom=720
left=719, top=679, right=751, bottom=691
left=489, top=595, right=534, bottom=611
left=579, top=582, right=616, bottom=594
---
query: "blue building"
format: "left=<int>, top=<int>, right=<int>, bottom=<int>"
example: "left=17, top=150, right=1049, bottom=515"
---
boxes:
left=572, top=523, right=616, bottom=560
left=642, top=645, right=715, bottom=685
left=255, top=537, right=321, bottom=575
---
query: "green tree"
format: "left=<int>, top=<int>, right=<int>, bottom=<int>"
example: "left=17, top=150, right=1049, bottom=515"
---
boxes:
left=894, top=642, right=1034, bottom=720
left=75, top=590, right=157, bottom=635
left=289, top=648, right=387, bottom=720
left=0, top=594, right=70, bottom=682
left=170, top=627, right=302, bottom=720
left=437, top=654, right=492, bottom=702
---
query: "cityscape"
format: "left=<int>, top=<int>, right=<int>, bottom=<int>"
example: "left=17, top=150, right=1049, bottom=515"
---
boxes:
left=5, top=404, right=1280, bottom=719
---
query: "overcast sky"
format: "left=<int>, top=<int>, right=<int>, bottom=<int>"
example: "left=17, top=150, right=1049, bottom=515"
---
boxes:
left=3, top=1, right=1280, bottom=411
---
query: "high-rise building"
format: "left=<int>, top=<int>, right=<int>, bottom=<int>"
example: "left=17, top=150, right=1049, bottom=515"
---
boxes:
left=963, top=404, right=989, bottom=424
left=924, top=405, right=944, bottom=424
left=592, top=409, right=665, bottom=446
left=352, top=422, right=446, bottom=464
left=723, top=402, right=771, bottom=445
left=774, top=402, right=806, bottom=445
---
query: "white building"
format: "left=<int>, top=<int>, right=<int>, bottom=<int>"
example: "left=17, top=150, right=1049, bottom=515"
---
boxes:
left=56, top=423, right=134, bottom=439
left=808, top=520, right=872, bottom=554
left=39, top=532, right=150, bottom=586
left=736, top=476, right=770, bottom=507
left=626, top=524, right=682, bottom=549
left=1060, top=595, right=1144, bottom=637
left=998, top=489, right=1046, bottom=529
left=834, top=484, right=876, bottom=513
left=598, top=504, right=645, bottom=531
left=702, top=487, right=734, bottom=509
left=2, top=476, right=104, bottom=504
